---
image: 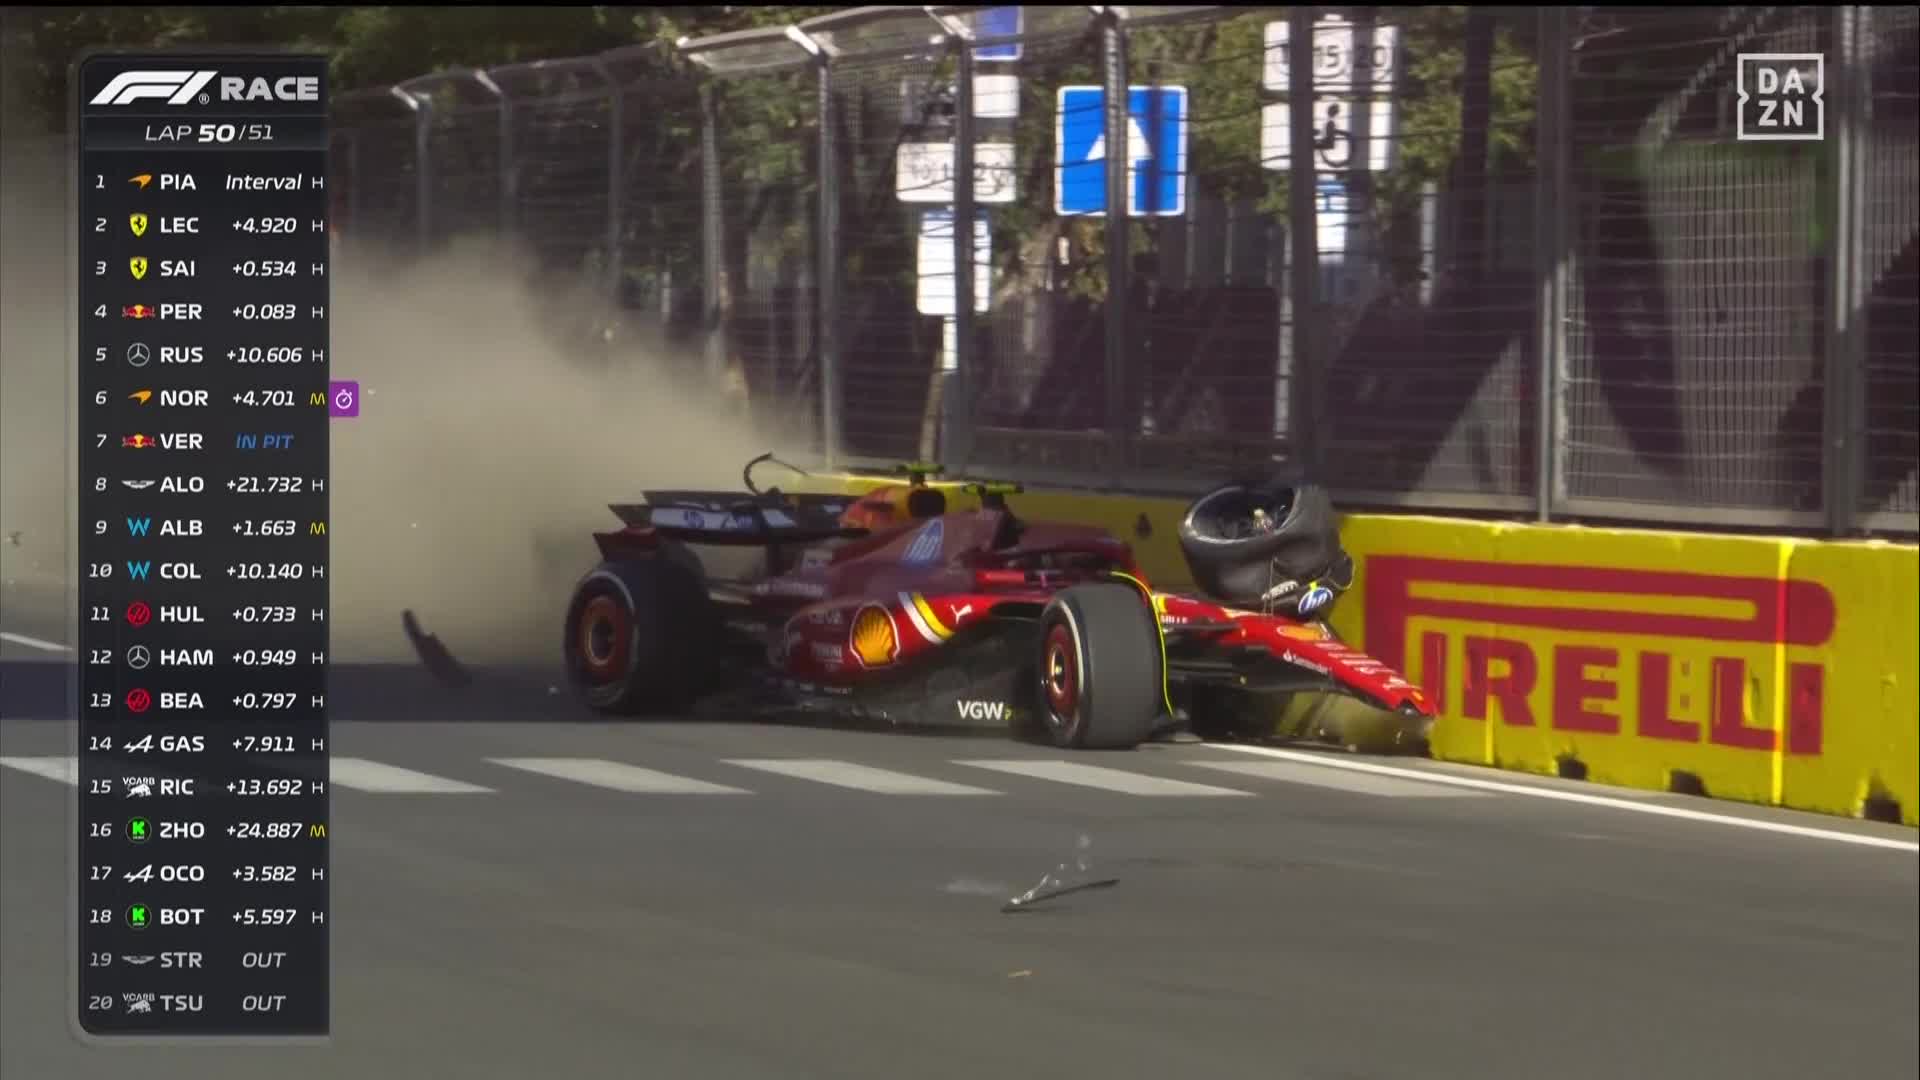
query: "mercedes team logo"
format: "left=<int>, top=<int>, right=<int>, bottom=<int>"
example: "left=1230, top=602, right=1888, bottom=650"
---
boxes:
left=125, top=644, right=151, bottom=670
left=126, top=342, right=150, bottom=367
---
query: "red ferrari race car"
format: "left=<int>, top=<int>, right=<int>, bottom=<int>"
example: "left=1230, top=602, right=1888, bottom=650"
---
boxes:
left=559, top=454, right=1435, bottom=750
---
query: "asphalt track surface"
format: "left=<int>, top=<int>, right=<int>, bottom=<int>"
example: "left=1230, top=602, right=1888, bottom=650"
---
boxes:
left=3, top=612, right=1917, bottom=1079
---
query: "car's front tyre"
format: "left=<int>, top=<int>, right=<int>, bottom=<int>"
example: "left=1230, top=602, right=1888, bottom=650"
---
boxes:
left=1035, top=584, right=1165, bottom=749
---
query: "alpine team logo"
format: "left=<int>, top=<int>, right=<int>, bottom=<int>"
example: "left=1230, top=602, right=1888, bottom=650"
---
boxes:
left=90, top=70, right=218, bottom=107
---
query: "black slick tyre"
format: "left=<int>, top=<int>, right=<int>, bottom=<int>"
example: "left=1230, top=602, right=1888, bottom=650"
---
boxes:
left=1035, top=583, right=1165, bottom=749
left=563, top=556, right=717, bottom=715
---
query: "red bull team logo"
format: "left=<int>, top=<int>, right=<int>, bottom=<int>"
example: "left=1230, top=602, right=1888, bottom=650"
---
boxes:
left=122, top=304, right=154, bottom=319
left=122, top=434, right=154, bottom=449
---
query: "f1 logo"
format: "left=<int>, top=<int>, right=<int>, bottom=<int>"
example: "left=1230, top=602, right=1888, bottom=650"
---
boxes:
left=90, top=70, right=218, bottom=107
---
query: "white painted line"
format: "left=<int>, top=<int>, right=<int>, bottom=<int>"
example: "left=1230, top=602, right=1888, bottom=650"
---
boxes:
left=725, top=759, right=999, bottom=796
left=0, top=631, right=70, bottom=652
left=1188, top=758, right=1484, bottom=799
left=957, top=759, right=1253, bottom=797
left=328, top=758, right=492, bottom=794
left=1212, top=743, right=1920, bottom=853
left=488, top=758, right=749, bottom=795
left=0, top=755, right=76, bottom=785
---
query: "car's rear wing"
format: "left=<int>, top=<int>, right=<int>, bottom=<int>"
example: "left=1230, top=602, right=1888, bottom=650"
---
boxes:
left=610, top=491, right=870, bottom=547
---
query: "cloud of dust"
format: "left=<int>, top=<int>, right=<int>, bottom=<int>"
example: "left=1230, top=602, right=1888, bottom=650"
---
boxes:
left=328, top=236, right=796, bottom=666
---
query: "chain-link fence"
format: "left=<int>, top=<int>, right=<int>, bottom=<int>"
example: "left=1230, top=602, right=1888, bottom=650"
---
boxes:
left=329, top=5, right=1919, bottom=537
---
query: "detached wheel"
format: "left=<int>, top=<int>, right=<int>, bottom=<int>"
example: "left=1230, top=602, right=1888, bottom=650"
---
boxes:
left=1036, top=583, right=1165, bottom=749
left=563, top=556, right=717, bottom=714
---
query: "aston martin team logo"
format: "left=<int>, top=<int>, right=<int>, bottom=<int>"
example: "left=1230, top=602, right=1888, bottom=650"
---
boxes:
left=129, top=213, right=148, bottom=237
left=130, top=256, right=148, bottom=280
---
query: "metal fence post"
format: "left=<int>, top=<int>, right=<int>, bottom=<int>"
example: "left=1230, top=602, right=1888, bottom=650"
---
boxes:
left=951, top=36, right=977, bottom=469
left=814, top=51, right=843, bottom=469
left=1533, top=7, right=1570, bottom=522
left=700, top=81, right=726, bottom=383
left=1823, top=5, right=1869, bottom=537
left=389, top=85, right=432, bottom=249
left=473, top=69, right=513, bottom=236
left=1286, top=7, right=1321, bottom=474
left=595, top=59, right=625, bottom=303
left=1101, top=11, right=1130, bottom=481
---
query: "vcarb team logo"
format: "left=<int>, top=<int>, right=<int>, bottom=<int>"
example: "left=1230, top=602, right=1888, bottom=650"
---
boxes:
left=1736, top=53, right=1824, bottom=142
left=90, top=70, right=218, bottom=107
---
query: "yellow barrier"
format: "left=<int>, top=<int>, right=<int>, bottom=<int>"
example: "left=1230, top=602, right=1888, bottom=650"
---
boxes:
left=814, top=473, right=1918, bottom=824
left=1340, top=518, right=1917, bottom=825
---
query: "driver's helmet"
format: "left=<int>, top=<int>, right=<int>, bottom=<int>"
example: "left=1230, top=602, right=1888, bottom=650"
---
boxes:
left=838, top=484, right=946, bottom=531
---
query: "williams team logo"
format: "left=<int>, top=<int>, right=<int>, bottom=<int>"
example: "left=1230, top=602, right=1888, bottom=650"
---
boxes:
left=90, top=70, right=218, bottom=107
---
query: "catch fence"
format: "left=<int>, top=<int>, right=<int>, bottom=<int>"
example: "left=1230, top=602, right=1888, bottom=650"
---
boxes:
left=328, top=5, right=1919, bottom=537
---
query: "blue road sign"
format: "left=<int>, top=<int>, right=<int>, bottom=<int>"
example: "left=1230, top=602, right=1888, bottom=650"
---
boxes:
left=1054, top=85, right=1188, bottom=217
left=972, top=7, right=1022, bottom=62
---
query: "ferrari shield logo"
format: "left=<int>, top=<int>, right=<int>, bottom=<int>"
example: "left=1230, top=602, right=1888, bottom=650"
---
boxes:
left=129, top=257, right=148, bottom=280
left=129, top=213, right=148, bottom=237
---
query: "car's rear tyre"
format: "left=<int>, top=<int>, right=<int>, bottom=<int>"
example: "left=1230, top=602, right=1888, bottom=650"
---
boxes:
left=563, top=554, right=717, bottom=715
left=1036, top=584, right=1165, bottom=749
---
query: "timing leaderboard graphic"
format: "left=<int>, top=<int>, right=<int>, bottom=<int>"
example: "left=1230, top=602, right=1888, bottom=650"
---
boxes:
left=75, top=53, right=330, bottom=1038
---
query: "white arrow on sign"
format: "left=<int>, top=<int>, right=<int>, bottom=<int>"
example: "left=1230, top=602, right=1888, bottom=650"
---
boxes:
left=1083, top=115, right=1153, bottom=167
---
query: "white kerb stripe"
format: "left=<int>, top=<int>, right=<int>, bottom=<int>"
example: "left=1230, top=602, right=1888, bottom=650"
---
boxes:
left=328, top=758, right=492, bottom=793
left=725, top=759, right=998, bottom=796
left=0, top=631, right=70, bottom=652
left=1188, top=758, right=1484, bottom=799
left=957, top=759, right=1252, bottom=797
left=0, top=755, right=77, bottom=785
left=488, top=758, right=748, bottom=795
left=1211, top=743, right=1920, bottom=853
